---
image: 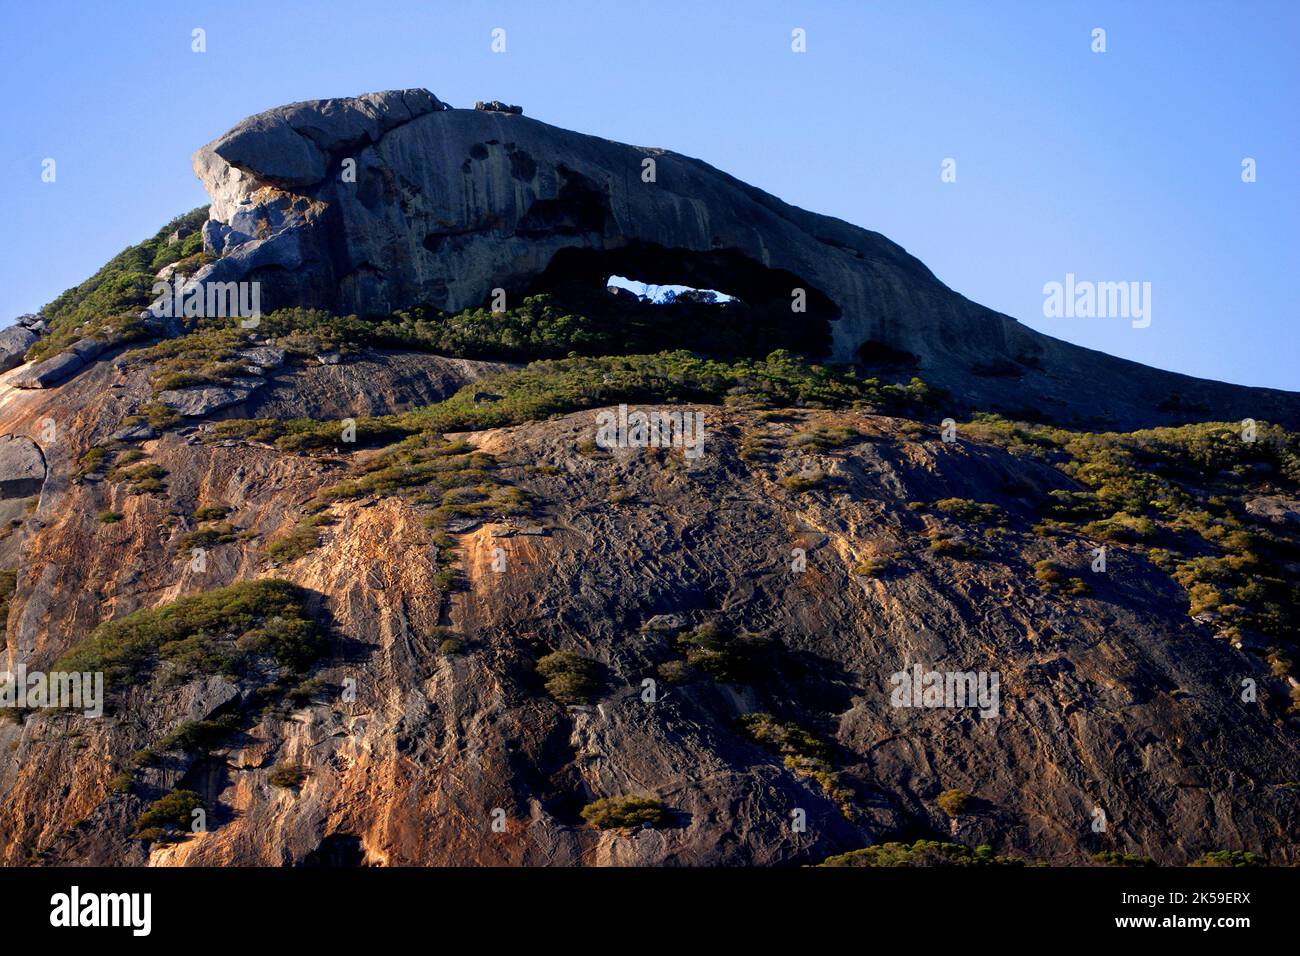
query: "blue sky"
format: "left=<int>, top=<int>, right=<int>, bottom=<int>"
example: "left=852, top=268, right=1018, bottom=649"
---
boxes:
left=1, top=1, right=1296, bottom=389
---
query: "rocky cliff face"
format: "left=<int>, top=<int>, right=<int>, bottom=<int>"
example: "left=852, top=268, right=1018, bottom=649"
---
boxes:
left=0, top=91, right=1297, bottom=868
left=0, top=350, right=1296, bottom=865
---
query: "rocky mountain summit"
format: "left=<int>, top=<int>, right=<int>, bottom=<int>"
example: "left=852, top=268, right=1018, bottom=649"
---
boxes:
left=0, top=91, right=1297, bottom=868
left=187, top=89, right=1300, bottom=431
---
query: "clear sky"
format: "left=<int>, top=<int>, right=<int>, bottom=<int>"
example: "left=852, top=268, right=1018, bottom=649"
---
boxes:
left=1, top=1, right=1295, bottom=389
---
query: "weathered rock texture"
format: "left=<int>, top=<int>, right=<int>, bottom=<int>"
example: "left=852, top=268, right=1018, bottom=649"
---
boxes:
left=0, top=326, right=38, bottom=375
left=9, top=336, right=113, bottom=390
left=0, top=436, right=45, bottom=500
left=0, top=92, right=1296, bottom=871
left=0, top=340, right=1296, bottom=866
left=187, top=89, right=1300, bottom=430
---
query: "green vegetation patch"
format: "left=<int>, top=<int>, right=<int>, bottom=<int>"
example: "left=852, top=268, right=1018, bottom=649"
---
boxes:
left=109, top=461, right=168, bottom=495
left=1189, top=849, right=1266, bottom=867
left=675, top=623, right=772, bottom=683
left=820, top=840, right=1029, bottom=867
left=211, top=350, right=936, bottom=453
left=1092, top=850, right=1156, bottom=867
left=31, top=207, right=210, bottom=362
left=964, top=414, right=1300, bottom=665
left=54, top=579, right=323, bottom=691
left=134, top=789, right=203, bottom=840
left=122, top=325, right=253, bottom=395
left=580, top=796, right=672, bottom=830
left=738, top=712, right=856, bottom=818
left=536, top=650, right=601, bottom=704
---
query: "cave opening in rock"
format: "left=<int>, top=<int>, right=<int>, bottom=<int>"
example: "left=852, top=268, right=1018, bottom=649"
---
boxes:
left=522, top=242, right=840, bottom=360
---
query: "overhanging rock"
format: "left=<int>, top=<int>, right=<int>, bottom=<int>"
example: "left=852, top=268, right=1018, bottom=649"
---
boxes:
left=185, top=89, right=1300, bottom=429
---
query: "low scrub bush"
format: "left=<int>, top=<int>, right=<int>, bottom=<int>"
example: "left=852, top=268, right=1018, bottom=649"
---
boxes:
left=134, top=789, right=203, bottom=836
left=269, top=763, right=309, bottom=789
left=820, top=840, right=1028, bottom=867
left=265, top=514, right=334, bottom=563
left=54, top=579, right=323, bottom=691
left=536, top=651, right=601, bottom=704
left=580, top=796, right=672, bottom=830
left=675, top=623, right=772, bottom=683
left=936, top=788, right=972, bottom=818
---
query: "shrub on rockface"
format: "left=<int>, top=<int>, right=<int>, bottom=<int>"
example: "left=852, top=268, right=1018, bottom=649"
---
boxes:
left=134, top=789, right=203, bottom=837
left=54, top=579, right=323, bottom=691
left=269, top=763, right=310, bottom=789
left=580, top=796, right=672, bottom=830
left=675, top=623, right=772, bottom=682
left=1092, top=850, right=1157, bottom=867
left=936, top=788, right=972, bottom=818
left=536, top=651, right=601, bottom=704
left=1033, top=559, right=1091, bottom=596
left=0, top=569, right=16, bottom=622
left=820, top=840, right=1029, bottom=867
left=1189, top=849, right=1266, bottom=867
left=738, top=712, right=856, bottom=818
left=153, top=714, right=241, bottom=757
left=932, top=498, right=1007, bottom=525
left=265, top=514, right=334, bottom=563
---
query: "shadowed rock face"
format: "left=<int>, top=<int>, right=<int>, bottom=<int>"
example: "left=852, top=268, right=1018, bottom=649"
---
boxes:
left=0, top=106, right=1296, bottom=862
left=188, top=88, right=1300, bottom=430
left=1, top=393, right=1297, bottom=867
left=0, top=436, right=45, bottom=500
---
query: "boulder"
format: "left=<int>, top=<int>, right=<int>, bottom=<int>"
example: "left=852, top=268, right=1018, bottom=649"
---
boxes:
left=157, top=378, right=264, bottom=417
left=10, top=351, right=84, bottom=388
left=1245, top=495, right=1300, bottom=525
left=0, top=324, right=38, bottom=373
left=474, top=101, right=523, bottom=114
left=67, top=337, right=109, bottom=362
left=7, top=335, right=118, bottom=388
left=111, top=423, right=158, bottom=443
left=240, top=346, right=286, bottom=369
left=0, top=435, right=46, bottom=499
left=193, top=88, right=448, bottom=218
